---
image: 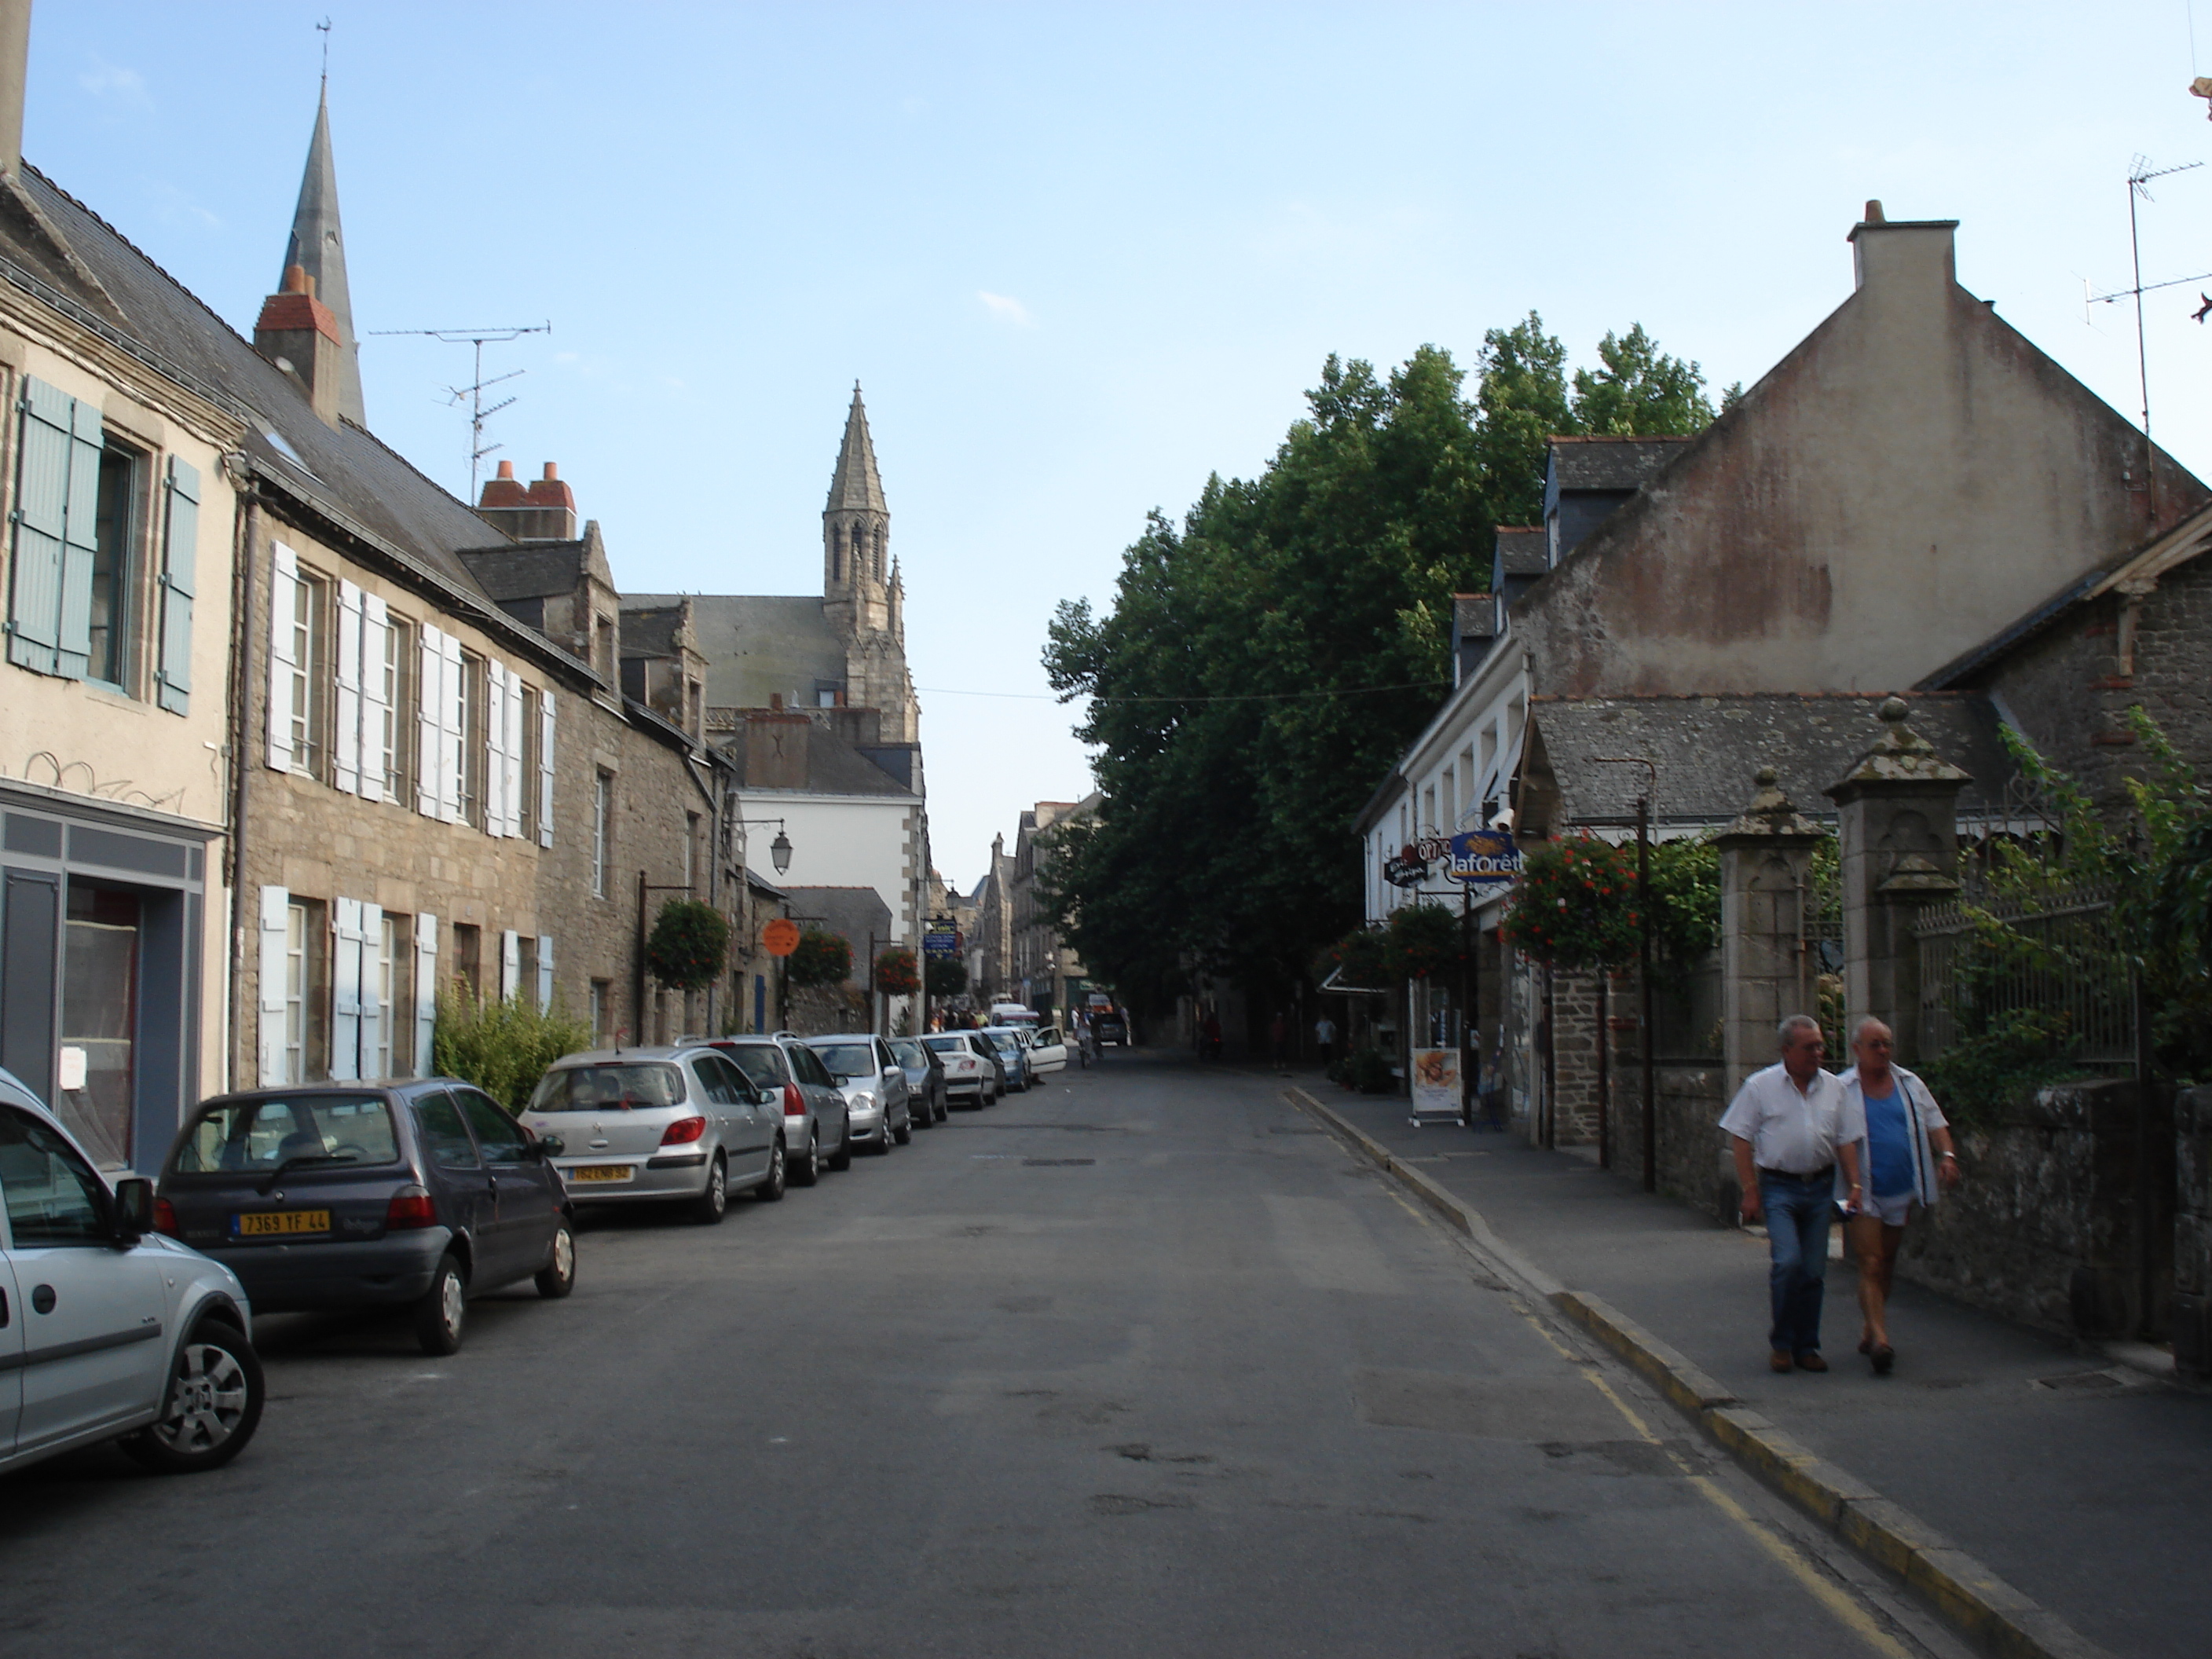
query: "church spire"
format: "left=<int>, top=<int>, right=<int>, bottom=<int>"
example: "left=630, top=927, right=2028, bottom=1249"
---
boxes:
left=283, top=85, right=365, bottom=426
left=825, top=382, right=887, bottom=514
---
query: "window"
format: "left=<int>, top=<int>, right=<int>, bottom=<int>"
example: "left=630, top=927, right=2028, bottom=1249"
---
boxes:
left=594, top=615, right=615, bottom=679
left=375, top=911, right=408, bottom=1079
left=0, top=1106, right=110, bottom=1244
left=174, top=1095, right=400, bottom=1173
left=383, top=615, right=416, bottom=803
left=518, top=684, right=540, bottom=842
left=589, top=980, right=610, bottom=1046
left=684, top=811, right=701, bottom=892
left=453, top=1087, right=528, bottom=1162
left=290, top=570, right=331, bottom=777
left=411, top=1090, right=481, bottom=1170
left=518, top=935, right=539, bottom=1003
left=282, top=899, right=328, bottom=1084
left=592, top=771, right=613, bottom=898
left=452, top=923, right=482, bottom=1001
left=459, top=650, right=487, bottom=828
left=87, top=442, right=141, bottom=687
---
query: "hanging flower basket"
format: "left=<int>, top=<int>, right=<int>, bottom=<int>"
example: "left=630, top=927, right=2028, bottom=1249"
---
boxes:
left=645, top=900, right=731, bottom=992
left=1317, top=925, right=1393, bottom=988
left=1502, top=837, right=1641, bottom=971
left=874, top=947, right=921, bottom=998
left=1383, top=903, right=1464, bottom=980
left=786, top=928, right=852, bottom=988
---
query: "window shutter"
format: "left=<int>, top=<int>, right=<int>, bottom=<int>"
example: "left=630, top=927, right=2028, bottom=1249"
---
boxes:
left=7, top=378, right=74, bottom=676
left=331, top=895, right=362, bottom=1079
left=500, top=928, right=521, bottom=1002
left=359, top=594, right=389, bottom=804
left=267, top=544, right=299, bottom=771
left=416, top=624, right=443, bottom=816
left=359, top=900, right=384, bottom=1073
left=257, top=884, right=291, bottom=1086
left=440, top=630, right=465, bottom=824
left=413, top=912, right=439, bottom=1077
left=333, top=581, right=364, bottom=795
left=484, top=662, right=510, bottom=838
left=537, top=934, right=555, bottom=1013
left=53, top=396, right=102, bottom=680
left=538, top=691, right=557, bottom=848
left=503, top=667, right=526, bottom=838
left=154, top=456, right=200, bottom=714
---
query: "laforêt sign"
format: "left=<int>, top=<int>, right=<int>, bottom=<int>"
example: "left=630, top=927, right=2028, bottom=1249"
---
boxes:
left=1382, top=830, right=1522, bottom=889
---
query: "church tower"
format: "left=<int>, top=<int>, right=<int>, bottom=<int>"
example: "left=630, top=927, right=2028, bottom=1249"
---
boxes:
left=822, top=386, right=917, bottom=741
left=282, top=83, right=365, bottom=427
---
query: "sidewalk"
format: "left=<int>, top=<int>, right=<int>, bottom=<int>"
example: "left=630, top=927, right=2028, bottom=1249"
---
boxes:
left=1298, top=1076, right=2212, bottom=1659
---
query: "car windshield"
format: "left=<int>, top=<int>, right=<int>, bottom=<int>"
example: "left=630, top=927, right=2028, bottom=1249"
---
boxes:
left=719, top=1046, right=786, bottom=1090
left=529, top=1063, right=687, bottom=1112
left=985, top=1032, right=1020, bottom=1055
left=813, top=1042, right=876, bottom=1079
left=921, top=1035, right=967, bottom=1054
left=174, top=1094, right=400, bottom=1174
left=890, top=1039, right=926, bottom=1067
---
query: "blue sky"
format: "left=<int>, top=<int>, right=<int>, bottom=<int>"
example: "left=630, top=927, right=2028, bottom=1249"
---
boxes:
left=28, top=2, right=2212, bottom=887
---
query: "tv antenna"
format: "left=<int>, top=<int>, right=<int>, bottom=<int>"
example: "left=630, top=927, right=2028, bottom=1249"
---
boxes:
left=2082, top=157, right=2203, bottom=525
left=365, top=322, right=551, bottom=498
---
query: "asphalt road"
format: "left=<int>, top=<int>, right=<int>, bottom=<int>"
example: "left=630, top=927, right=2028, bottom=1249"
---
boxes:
left=2, top=1055, right=1971, bottom=1658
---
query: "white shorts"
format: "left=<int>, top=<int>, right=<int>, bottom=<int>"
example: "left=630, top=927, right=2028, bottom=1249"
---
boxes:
left=1858, top=1190, right=1916, bottom=1227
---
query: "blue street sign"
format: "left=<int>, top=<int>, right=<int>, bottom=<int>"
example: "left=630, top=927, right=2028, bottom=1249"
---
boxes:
left=924, top=927, right=961, bottom=958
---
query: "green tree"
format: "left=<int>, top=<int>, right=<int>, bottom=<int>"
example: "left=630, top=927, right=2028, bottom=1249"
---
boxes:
left=1473, top=311, right=1571, bottom=529
left=1570, top=324, right=1717, bottom=436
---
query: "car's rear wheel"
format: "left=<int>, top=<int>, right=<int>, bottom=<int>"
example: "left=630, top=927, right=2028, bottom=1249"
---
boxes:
left=935, top=1095, right=948, bottom=1123
left=892, top=1113, right=912, bottom=1145
left=756, top=1138, right=787, bottom=1201
left=121, top=1316, right=264, bottom=1474
left=828, top=1125, right=854, bottom=1171
left=692, top=1154, right=728, bottom=1224
left=415, top=1253, right=467, bottom=1355
left=790, top=1129, right=821, bottom=1187
left=536, top=1221, right=577, bottom=1298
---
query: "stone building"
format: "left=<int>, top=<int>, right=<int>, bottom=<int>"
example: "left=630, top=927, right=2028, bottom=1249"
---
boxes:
left=1009, top=793, right=1097, bottom=1016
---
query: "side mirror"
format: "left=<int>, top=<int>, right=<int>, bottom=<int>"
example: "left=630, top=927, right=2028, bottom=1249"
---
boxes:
left=537, top=1133, right=566, bottom=1159
left=112, top=1176, right=154, bottom=1240
left=755, top=1086, right=781, bottom=1108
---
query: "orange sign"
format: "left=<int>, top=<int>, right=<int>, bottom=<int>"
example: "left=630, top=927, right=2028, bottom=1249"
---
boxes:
left=762, top=918, right=801, bottom=958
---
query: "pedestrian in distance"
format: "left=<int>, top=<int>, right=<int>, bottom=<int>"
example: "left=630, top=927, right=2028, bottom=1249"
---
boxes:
left=1269, top=1011, right=1288, bottom=1067
left=1838, top=1016, right=1961, bottom=1375
left=1314, top=1013, right=1336, bottom=1068
left=1720, top=1016, right=1866, bottom=1375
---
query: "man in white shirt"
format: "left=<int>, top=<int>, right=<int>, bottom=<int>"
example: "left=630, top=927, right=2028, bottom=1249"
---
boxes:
left=1719, top=1016, right=1866, bottom=1374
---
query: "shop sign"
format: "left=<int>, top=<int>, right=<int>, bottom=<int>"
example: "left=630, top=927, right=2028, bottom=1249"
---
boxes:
left=924, top=927, right=961, bottom=958
left=1442, top=830, right=1523, bottom=888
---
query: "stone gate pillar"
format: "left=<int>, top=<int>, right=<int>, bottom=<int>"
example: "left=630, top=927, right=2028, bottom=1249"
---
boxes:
left=1717, top=768, right=1827, bottom=1101
left=1825, top=697, right=1969, bottom=1061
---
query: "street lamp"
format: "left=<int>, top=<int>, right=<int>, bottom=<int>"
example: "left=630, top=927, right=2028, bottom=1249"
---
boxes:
left=732, top=817, right=793, bottom=877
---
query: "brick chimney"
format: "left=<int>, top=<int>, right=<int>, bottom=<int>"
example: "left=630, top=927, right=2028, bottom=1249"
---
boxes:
left=475, top=460, right=578, bottom=541
left=1848, top=198, right=1959, bottom=295
left=254, top=263, right=343, bottom=426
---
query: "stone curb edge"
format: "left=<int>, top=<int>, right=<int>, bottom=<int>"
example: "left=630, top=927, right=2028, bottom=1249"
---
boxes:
left=1282, top=1086, right=2115, bottom=1659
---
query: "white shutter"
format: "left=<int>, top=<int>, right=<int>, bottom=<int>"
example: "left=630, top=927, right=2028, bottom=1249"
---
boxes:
left=359, top=900, right=385, bottom=1075
left=266, top=545, right=298, bottom=771
left=413, top=912, right=439, bottom=1077
left=538, top=692, right=557, bottom=848
left=360, top=594, right=390, bottom=804
left=333, top=581, right=364, bottom=795
left=331, top=895, right=362, bottom=1079
left=416, top=625, right=444, bottom=817
left=537, top=934, right=555, bottom=1013
left=500, top=928, right=521, bottom=1002
left=257, top=884, right=290, bottom=1085
left=503, top=667, right=526, bottom=838
left=440, top=631, right=465, bottom=825
left=485, top=664, right=510, bottom=838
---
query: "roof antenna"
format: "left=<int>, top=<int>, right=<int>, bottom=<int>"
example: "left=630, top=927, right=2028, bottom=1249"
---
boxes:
left=364, top=322, right=552, bottom=498
left=316, top=16, right=331, bottom=88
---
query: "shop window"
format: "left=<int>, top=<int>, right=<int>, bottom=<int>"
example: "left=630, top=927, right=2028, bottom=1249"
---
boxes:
left=59, top=882, right=138, bottom=1165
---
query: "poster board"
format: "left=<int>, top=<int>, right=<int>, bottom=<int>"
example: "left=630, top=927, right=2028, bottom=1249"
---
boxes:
left=1410, top=1047, right=1462, bottom=1122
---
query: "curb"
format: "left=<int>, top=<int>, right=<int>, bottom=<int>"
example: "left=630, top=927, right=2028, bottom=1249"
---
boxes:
left=1284, top=1086, right=2115, bottom=1659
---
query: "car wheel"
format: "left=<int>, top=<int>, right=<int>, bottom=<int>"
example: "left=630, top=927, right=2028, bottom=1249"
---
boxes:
left=693, top=1154, right=729, bottom=1225
left=415, top=1253, right=467, bottom=1356
left=934, top=1096, right=948, bottom=1123
left=756, top=1138, right=788, bottom=1201
left=828, top=1125, right=854, bottom=1171
left=535, top=1221, right=578, bottom=1298
left=790, top=1129, right=821, bottom=1187
left=121, top=1316, right=264, bottom=1474
left=892, top=1112, right=912, bottom=1146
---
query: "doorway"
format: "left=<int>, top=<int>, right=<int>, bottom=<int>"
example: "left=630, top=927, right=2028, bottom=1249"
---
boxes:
left=60, top=881, right=140, bottom=1166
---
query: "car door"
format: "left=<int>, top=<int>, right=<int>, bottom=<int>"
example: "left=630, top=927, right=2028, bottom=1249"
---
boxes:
left=0, top=1243, right=24, bottom=1457
left=410, top=1090, right=496, bottom=1283
left=0, top=1104, right=168, bottom=1456
left=683, top=1055, right=742, bottom=1170
left=451, top=1088, right=551, bottom=1290
left=701, top=1057, right=770, bottom=1178
left=789, top=1044, right=846, bottom=1144
left=872, top=1039, right=909, bottom=1123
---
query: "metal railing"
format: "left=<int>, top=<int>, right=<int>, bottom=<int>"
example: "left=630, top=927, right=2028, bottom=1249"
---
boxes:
left=1914, top=881, right=2137, bottom=1071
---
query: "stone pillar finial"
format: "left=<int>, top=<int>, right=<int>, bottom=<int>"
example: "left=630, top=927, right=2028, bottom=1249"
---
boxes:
left=1716, top=767, right=1827, bottom=1108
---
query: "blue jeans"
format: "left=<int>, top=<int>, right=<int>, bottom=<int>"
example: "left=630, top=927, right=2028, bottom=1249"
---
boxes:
left=1758, top=1168, right=1834, bottom=1357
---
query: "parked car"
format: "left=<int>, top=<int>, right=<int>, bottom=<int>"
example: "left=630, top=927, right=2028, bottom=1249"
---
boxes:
left=923, top=1032, right=1000, bottom=1106
left=980, top=1027, right=1035, bottom=1092
left=2, top=1070, right=265, bottom=1475
left=1093, top=1009, right=1130, bottom=1047
left=889, top=1037, right=948, bottom=1124
left=705, top=1035, right=853, bottom=1185
left=526, top=1045, right=792, bottom=1221
left=161, top=1079, right=577, bottom=1357
left=1027, top=1025, right=1070, bottom=1075
left=806, top=1035, right=913, bottom=1154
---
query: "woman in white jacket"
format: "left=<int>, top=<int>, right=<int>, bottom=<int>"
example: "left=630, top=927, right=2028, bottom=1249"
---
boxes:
left=1837, top=1016, right=1962, bottom=1374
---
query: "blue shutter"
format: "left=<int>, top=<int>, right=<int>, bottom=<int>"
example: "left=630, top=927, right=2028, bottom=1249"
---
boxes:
left=156, top=456, right=200, bottom=714
left=6, top=378, right=74, bottom=675
left=53, top=396, right=104, bottom=679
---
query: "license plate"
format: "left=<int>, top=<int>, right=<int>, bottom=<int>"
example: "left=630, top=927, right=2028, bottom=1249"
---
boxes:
left=233, top=1209, right=331, bottom=1236
left=569, top=1164, right=634, bottom=1183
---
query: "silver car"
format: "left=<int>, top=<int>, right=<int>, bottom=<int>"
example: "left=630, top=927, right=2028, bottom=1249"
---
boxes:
left=524, top=1046, right=786, bottom=1221
left=707, top=1035, right=854, bottom=1186
left=0, top=1068, right=265, bottom=1476
left=806, top=1035, right=913, bottom=1155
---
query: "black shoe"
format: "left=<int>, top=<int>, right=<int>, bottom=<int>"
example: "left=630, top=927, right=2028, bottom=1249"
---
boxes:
left=1870, top=1344, right=1895, bottom=1376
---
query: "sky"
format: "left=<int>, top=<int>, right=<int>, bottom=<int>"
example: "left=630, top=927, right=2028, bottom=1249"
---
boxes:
left=26, top=2, right=2212, bottom=888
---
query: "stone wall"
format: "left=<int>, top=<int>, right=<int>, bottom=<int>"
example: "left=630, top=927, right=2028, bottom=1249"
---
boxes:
left=1544, top=965, right=1605, bottom=1147
left=1896, top=1079, right=2169, bottom=1339
left=2174, top=1087, right=2212, bottom=1378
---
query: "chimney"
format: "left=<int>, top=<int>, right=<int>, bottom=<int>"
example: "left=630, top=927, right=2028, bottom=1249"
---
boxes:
left=253, top=263, right=343, bottom=426
left=1848, top=199, right=1959, bottom=295
left=474, top=460, right=578, bottom=541
left=0, top=0, right=28, bottom=181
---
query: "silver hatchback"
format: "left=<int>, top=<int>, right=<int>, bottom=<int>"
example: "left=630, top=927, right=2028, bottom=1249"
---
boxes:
left=805, top=1035, right=913, bottom=1155
left=523, top=1046, right=785, bottom=1221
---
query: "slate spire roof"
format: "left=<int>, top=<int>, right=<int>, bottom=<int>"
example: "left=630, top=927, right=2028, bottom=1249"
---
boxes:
left=282, top=83, right=365, bottom=426
left=825, top=381, right=887, bottom=515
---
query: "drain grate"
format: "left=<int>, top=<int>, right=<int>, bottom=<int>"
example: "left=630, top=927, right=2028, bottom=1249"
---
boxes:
left=2033, top=1370, right=2126, bottom=1393
left=1024, top=1157, right=1096, bottom=1167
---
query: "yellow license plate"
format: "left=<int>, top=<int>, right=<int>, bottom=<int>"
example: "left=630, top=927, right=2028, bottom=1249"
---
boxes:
left=569, top=1165, right=634, bottom=1183
left=234, top=1209, right=331, bottom=1236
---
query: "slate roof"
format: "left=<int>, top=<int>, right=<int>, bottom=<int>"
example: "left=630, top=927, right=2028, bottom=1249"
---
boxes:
left=631, top=593, right=844, bottom=709
left=1547, top=434, right=1694, bottom=493
left=782, top=885, right=893, bottom=976
left=1492, top=526, right=1547, bottom=577
left=722, top=714, right=915, bottom=798
left=1452, top=593, right=1497, bottom=641
left=619, top=604, right=687, bottom=659
left=1518, top=692, right=2020, bottom=830
left=825, top=384, right=888, bottom=514
left=458, top=544, right=585, bottom=603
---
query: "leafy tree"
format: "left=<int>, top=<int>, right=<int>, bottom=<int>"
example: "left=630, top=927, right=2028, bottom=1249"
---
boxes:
left=924, top=956, right=969, bottom=998
left=1571, top=324, right=1717, bottom=436
left=432, top=986, right=592, bottom=1112
left=1474, top=312, right=1572, bottom=529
